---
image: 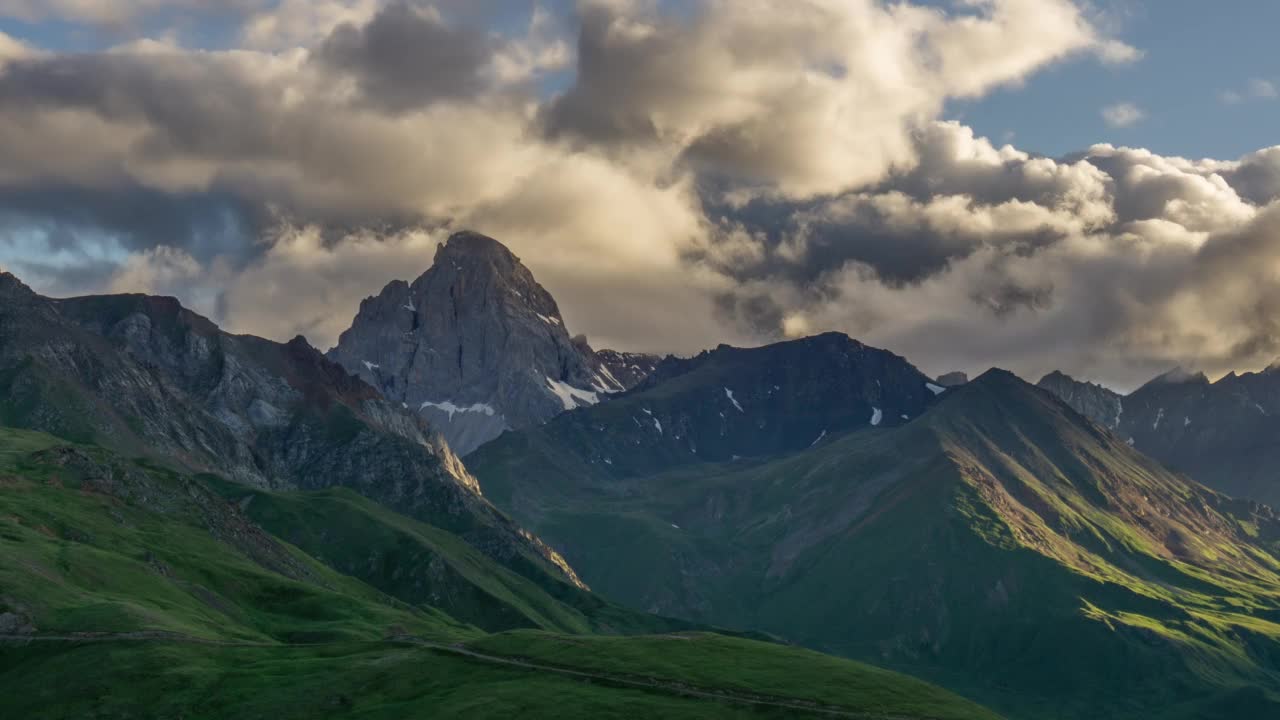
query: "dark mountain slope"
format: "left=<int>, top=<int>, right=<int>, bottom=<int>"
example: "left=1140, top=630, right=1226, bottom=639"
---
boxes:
left=472, top=365, right=1280, bottom=719
left=472, top=332, right=944, bottom=507
left=1039, top=366, right=1280, bottom=506
left=0, top=271, right=582, bottom=592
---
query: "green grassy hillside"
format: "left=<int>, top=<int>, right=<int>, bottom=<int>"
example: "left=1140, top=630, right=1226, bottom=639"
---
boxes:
left=470, top=370, right=1280, bottom=719
left=0, top=426, right=1002, bottom=719
left=204, top=478, right=724, bottom=637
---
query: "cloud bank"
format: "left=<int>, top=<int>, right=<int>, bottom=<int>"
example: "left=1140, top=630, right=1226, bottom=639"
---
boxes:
left=2, top=0, right=1278, bottom=389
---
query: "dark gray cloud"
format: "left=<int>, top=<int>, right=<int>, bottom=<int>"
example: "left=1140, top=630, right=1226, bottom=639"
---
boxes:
left=313, top=2, right=496, bottom=111
left=1223, top=147, right=1280, bottom=206
left=0, top=185, right=264, bottom=262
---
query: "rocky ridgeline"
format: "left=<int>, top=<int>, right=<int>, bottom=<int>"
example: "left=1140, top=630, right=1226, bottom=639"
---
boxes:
left=0, top=276, right=584, bottom=590
left=1039, top=366, right=1280, bottom=507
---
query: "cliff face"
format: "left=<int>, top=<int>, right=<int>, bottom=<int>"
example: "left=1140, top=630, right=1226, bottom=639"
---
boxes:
left=329, top=231, right=631, bottom=455
left=1037, top=370, right=1125, bottom=429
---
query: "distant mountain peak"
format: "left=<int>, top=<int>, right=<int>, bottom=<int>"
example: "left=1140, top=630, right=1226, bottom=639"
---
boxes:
left=437, top=229, right=520, bottom=261
left=1138, top=366, right=1210, bottom=391
left=330, top=230, right=651, bottom=455
left=1035, top=369, right=1125, bottom=430
left=970, top=367, right=1020, bottom=385
left=0, top=269, right=36, bottom=299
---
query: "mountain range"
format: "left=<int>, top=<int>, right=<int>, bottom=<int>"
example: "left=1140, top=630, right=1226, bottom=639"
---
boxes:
left=470, top=356, right=1280, bottom=719
left=1038, top=366, right=1280, bottom=508
left=4, top=231, right=1280, bottom=719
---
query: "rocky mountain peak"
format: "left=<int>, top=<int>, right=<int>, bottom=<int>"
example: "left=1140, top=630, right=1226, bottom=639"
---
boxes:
left=436, top=229, right=521, bottom=264
left=1139, top=366, right=1210, bottom=390
left=329, top=230, right=641, bottom=455
left=0, top=269, right=36, bottom=299
left=1035, top=369, right=1124, bottom=430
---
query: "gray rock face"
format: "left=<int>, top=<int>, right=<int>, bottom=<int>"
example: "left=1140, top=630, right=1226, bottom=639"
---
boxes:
left=936, top=371, right=968, bottom=387
left=0, top=279, right=584, bottom=590
left=1037, top=370, right=1125, bottom=429
left=1038, top=366, right=1280, bottom=508
left=329, top=231, right=629, bottom=455
left=590, top=347, right=662, bottom=391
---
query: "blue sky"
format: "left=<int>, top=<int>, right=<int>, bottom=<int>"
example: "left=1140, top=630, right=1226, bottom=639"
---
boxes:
left=954, top=1, right=1280, bottom=160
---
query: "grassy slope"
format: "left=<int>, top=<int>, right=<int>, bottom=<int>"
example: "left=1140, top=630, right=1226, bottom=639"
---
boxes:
left=205, top=478, right=719, bottom=637
left=471, top=630, right=1000, bottom=720
left=0, top=426, right=1002, bottom=719
left=0, top=427, right=469, bottom=645
left=470, top=373, right=1280, bottom=720
left=0, top=637, right=1002, bottom=720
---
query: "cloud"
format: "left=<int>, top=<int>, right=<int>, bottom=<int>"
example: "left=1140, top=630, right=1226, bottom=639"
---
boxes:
left=1220, top=77, right=1277, bottom=105
left=1249, top=78, right=1278, bottom=99
left=241, top=0, right=381, bottom=49
left=1101, top=102, right=1144, bottom=128
left=1222, top=146, right=1280, bottom=206
left=312, top=2, right=497, bottom=111
left=697, top=122, right=1280, bottom=389
left=544, top=0, right=1111, bottom=199
left=17, top=0, right=1280, bottom=391
left=0, top=0, right=268, bottom=30
left=1095, top=38, right=1143, bottom=65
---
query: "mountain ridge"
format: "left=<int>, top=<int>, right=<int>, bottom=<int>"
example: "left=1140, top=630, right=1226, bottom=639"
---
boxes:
left=0, top=273, right=588, bottom=594
left=470, top=364, right=1280, bottom=719
left=1038, top=366, right=1280, bottom=506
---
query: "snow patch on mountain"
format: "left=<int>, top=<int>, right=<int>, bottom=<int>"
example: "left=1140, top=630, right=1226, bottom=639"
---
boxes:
left=418, top=400, right=497, bottom=421
left=870, top=407, right=883, bottom=426
left=545, top=376, right=599, bottom=411
left=725, top=387, right=744, bottom=412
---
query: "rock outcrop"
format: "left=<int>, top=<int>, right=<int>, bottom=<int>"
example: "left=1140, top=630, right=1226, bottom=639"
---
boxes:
left=329, top=231, right=637, bottom=454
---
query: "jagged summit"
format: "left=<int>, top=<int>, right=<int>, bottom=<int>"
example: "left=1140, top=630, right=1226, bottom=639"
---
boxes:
left=1138, top=365, right=1210, bottom=390
left=0, top=269, right=36, bottom=299
left=329, top=230, right=642, bottom=455
left=1036, top=368, right=1125, bottom=430
left=436, top=229, right=521, bottom=261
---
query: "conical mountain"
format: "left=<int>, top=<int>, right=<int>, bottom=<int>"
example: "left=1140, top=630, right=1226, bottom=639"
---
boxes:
left=329, top=231, right=636, bottom=455
left=471, top=361, right=1280, bottom=719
